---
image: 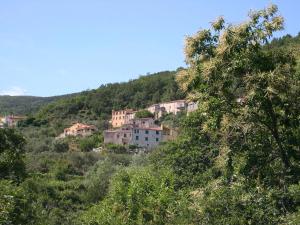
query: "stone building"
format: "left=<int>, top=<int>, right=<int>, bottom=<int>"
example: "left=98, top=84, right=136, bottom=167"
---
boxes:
left=110, top=109, right=136, bottom=128
left=59, top=123, right=97, bottom=138
left=147, top=100, right=187, bottom=119
left=104, top=117, right=162, bottom=149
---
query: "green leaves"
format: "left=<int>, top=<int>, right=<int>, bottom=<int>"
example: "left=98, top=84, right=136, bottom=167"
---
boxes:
left=0, top=129, right=26, bottom=183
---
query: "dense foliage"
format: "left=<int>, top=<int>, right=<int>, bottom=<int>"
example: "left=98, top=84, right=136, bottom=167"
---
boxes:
left=134, top=110, right=154, bottom=119
left=0, top=95, right=70, bottom=115
left=35, top=70, right=184, bottom=124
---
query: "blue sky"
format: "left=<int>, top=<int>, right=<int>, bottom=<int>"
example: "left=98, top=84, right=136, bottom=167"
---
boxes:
left=0, top=0, right=298, bottom=97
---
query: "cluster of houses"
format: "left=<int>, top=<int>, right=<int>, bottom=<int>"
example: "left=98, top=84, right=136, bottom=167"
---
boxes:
left=104, top=99, right=198, bottom=149
left=1, top=100, right=198, bottom=150
left=2, top=98, right=246, bottom=151
left=0, top=115, right=27, bottom=128
left=54, top=99, right=199, bottom=150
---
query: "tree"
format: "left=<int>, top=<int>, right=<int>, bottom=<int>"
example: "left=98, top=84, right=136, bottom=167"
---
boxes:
left=177, top=3, right=300, bottom=186
left=0, top=129, right=26, bottom=182
left=156, top=4, right=300, bottom=224
left=79, top=167, right=193, bottom=225
left=0, top=180, right=36, bottom=225
left=134, top=110, right=154, bottom=119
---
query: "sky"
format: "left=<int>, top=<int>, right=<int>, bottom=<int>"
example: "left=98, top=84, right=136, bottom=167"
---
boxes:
left=0, top=0, right=298, bottom=97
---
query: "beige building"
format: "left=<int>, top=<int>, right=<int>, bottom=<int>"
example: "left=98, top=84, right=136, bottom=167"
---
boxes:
left=110, top=109, right=136, bottom=128
left=59, top=123, right=97, bottom=138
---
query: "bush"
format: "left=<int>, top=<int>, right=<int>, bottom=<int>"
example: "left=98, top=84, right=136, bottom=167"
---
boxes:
left=135, top=110, right=154, bottom=118
left=52, top=139, right=69, bottom=152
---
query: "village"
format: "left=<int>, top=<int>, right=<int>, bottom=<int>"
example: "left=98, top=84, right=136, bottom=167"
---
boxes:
left=1, top=99, right=198, bottom=150
left=53, top=99, right=198, bottom=150
left=103, top=100, right=198, bottom=149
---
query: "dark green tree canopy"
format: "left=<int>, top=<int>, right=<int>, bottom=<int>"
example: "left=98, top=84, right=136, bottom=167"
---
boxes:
left=0, top=129, right=26, bottom=182
left=134, top=110, right=154, bottom=119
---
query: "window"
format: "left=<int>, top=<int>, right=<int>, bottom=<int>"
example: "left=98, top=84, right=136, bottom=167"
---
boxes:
left=145, top=130, right=149, bottom=134
left=136, top=136, right=139, bottom=140
left=156, top=138, right=159, bottom=142
left=134, top=129, right=136, bottom=134
left=156, top=131, right=159, bottom=135
left=124, top=134, right=127, bottom=138
left=145, top=137, right=148, bottom=141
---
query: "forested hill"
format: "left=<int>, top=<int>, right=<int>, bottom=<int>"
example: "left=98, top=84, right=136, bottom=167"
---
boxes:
left=0, top=95, right=67, bottom=115
left=268, top=32, right=300, bottom=54
left=35, top=70, right=185, bottom=123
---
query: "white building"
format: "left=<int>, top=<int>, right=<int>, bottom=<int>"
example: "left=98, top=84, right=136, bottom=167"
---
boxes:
left=131, top=127, right=162, bottom=148
left=104, top=118, right=163, bottom=149
left=147, top=100, right=187, bottom=119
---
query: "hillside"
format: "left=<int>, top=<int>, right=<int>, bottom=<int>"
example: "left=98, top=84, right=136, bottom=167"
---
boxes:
left=0, top=95, right=73, bottom=115
left=269, top=32, right=300, bottom=52
left=35, top=69, right=185, bottom=124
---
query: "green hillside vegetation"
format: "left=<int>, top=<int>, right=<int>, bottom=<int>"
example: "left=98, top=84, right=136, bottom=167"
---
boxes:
left=0, top=95, right=71, bottom=115
left=1, top=4, right=300, bottom=225
left=35, top=70, right=184, bottom=124
left=269, top=32, right=300, bottom=52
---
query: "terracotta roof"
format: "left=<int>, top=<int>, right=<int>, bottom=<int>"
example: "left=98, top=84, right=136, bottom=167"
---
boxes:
left=65, top=123, right=97, bottom=132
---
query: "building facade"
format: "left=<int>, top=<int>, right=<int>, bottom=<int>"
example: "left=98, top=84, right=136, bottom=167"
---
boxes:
left=131, top=127, right=162, bottom=148
left=111, top=109, right=136, bottom=128
left=147, top=100, right=187, bottom=119
left=104, top=117, right=163, bottom=149
left=104, top=124, right=133, bottom=145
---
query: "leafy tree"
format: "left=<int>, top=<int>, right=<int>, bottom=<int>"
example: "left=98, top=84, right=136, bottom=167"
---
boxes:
left=134, top=110, right=154, bottom=118
left=163, top=3, right=300, bottom=224
left=0, top=180, right=36, bottom=225
left=177, top=3, right=300, bottom=186
left=80, top=167, right=193, bottom=225
left=0, top=129, right=26, bottom=182
left=52, top=138, right=69, bottom=153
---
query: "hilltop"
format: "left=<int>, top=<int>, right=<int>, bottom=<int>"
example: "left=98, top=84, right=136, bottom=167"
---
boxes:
left=0, top=95, right=62, bottom=115
left=33, top=70, right=185, bottom=125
